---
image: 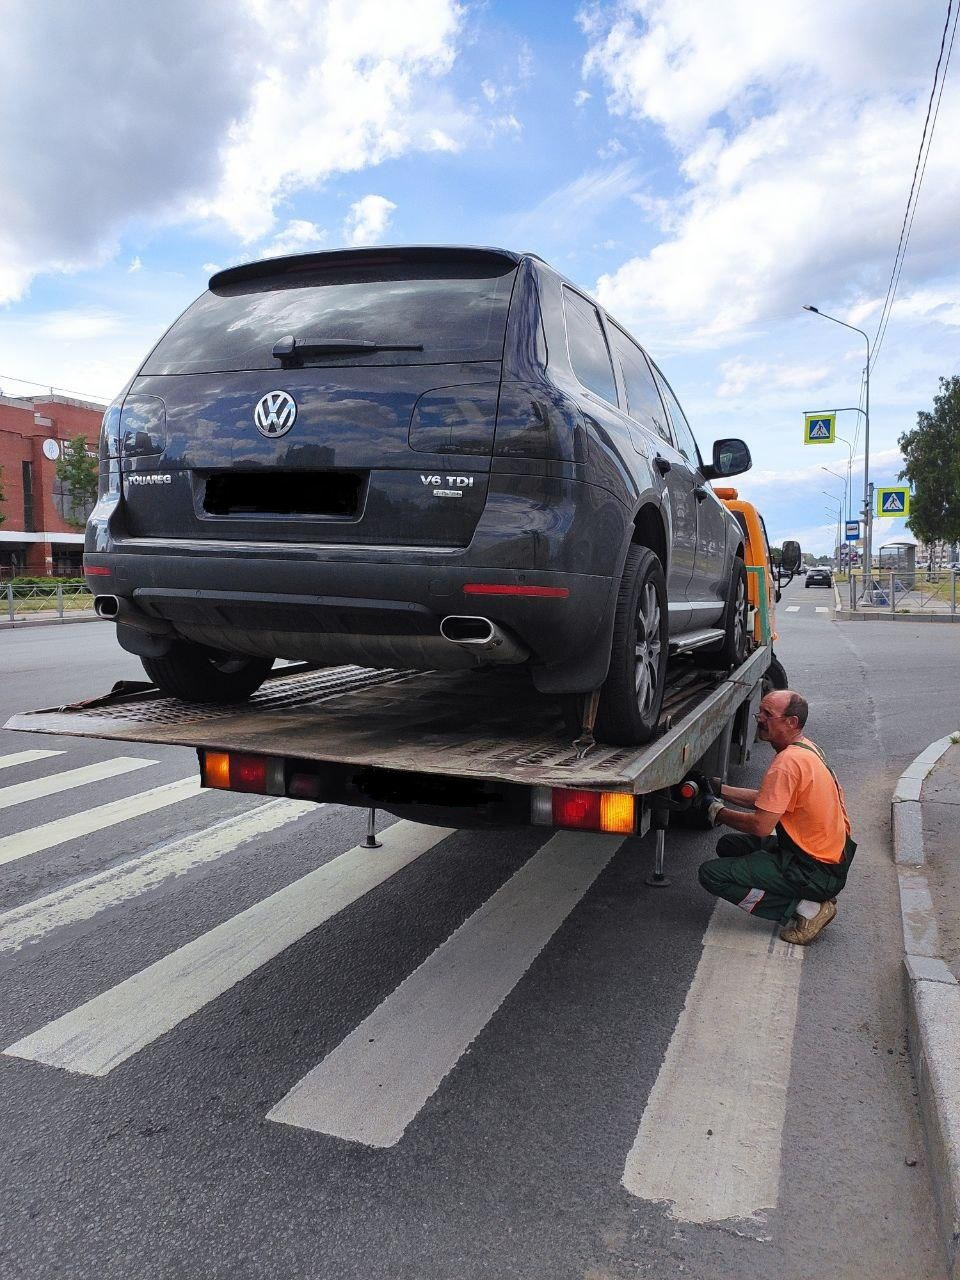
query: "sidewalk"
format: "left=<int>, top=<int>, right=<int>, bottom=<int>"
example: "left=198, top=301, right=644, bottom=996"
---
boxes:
left=0, top=608, right=100, bottom=629
left=894, top=735, right=960, bottom=1277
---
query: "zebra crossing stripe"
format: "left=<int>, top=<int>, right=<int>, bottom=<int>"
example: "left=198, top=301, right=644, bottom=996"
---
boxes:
left=621, top=905, right=804, bottom=1221
left=0, top=750, right=65, bottom=771
left=0, top=756, right=157, bottom=812
left=785, top=606, right=800, bottom=613
left=0, top=777, right=205, bottom=868
left=0, top=797, right=320, bottom=955
left=4, top=819, right=453, bottom=1077
left=815, top=607, right=829, bottom=613
left=267, top=829, right=623, bottom=1147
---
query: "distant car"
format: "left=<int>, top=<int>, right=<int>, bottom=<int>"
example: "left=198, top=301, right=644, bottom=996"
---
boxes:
left=805, top=567, right=833, bottom=588
left=797, top=564, right=808, bottom=575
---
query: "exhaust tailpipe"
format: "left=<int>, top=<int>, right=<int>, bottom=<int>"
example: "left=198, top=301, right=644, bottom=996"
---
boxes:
left=94, top=594, right=173, bottom=637
left=439, top=616, right=528, bottom=664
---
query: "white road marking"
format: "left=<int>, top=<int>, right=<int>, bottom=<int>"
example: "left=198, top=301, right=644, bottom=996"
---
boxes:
left=4, top=819, right=452, bottom=1077
left=267, top=830, right=623, bottom=1147
left=815, top=607, right=829, bottom=613
left=785, top=606, right=800, bottom=612
left=0, top=756, right=156, bottom=812
left=0, top=797, right=321, bottom=955
left=0, top=750, right=65, bottom=771
left=0, top=777, right=205, bottom=868
left=621, top=905, right=804, bottom=1224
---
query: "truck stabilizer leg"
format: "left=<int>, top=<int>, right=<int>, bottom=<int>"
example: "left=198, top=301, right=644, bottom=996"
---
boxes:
left=363, top=807, right=383, bottom=849
left=645, top=811, right=671, bottom=887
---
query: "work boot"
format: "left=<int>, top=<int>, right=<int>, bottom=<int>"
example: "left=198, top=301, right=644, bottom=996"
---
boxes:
left=780, top=899, right=837, bottom=945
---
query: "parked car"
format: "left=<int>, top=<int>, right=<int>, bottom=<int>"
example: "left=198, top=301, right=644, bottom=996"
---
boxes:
left=85, top=246, right=752, bottom=745
left=805, top=566, right=833, bottom=588
left=798, top=563, right=808, bottom=575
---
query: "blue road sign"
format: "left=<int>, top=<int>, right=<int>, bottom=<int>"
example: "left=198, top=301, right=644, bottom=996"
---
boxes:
left=845, top=521, right=860, bottom=541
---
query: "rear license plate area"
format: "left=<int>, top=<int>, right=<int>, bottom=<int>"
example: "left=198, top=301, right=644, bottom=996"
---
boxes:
left=202, top=471, right=365, bottom=518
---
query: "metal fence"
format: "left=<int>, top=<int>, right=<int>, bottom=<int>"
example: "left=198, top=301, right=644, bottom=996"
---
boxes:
left=4, top=582, right=95, bottom=623
left=847, top=569, right=958, bottom=615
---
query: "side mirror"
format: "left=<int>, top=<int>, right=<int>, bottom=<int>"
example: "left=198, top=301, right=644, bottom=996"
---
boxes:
left=705, top=438, right=752, bottom=479
left=781, top=540, right=801, bottom=572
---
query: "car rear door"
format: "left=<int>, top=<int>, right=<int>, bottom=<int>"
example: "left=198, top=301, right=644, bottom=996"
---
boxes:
left=650, top=366, right=728, bottom=627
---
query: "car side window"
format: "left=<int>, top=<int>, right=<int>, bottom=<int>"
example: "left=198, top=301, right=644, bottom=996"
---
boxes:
left=609, top=327, right=672, bottom=443
left=651, top=367, right=703, bottom=470
left=561, top=287, right=618, bottom=405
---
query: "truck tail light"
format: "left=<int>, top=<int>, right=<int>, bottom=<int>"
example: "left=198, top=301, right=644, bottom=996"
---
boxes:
left=201, top=750, right=285, bottom=795
left=531, top=787, right=635, bottom=834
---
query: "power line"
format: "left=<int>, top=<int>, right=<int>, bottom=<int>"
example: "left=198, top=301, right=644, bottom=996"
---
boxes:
left=871, top=0, right=959, bottom=367
left=0, top=371, right=109, bottom=405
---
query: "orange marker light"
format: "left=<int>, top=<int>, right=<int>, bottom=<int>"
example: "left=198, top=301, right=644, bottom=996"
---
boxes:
left=599, top=792, right=635, bottom=834
left=204, top=751, right=231, bottom=789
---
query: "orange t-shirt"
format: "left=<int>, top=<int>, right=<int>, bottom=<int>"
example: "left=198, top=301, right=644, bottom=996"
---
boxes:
left=754, top=738, right=850, bottom=863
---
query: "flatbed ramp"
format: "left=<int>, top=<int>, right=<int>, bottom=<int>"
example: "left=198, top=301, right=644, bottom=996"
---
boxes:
left=4, top=646, right=768, bottom=795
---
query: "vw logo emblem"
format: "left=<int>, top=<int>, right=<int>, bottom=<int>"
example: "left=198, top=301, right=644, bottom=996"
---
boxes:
left=254, top=390, right=297, bottom=437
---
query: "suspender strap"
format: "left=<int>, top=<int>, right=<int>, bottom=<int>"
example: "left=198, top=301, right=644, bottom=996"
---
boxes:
left=780, top=740, right=857, bottom=870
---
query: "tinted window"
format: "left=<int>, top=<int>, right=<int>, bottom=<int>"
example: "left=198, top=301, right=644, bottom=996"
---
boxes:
left=609, top=327, right=672, bottom=442
left=562, top=287, right=617, bottom=404
left=142, top=260, right=518, bottom=375
left=653, top=369, right=702, bottom=469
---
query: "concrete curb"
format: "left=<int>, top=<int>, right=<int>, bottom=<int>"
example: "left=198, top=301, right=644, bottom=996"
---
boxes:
left=893, top=733, right=960, bottom=1275
left=0, top=611, right=101, bottom=630
left=836, top=610, right=960, bottom=623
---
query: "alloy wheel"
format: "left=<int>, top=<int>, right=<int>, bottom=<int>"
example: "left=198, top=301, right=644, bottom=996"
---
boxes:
left=634, top=581, right=662, bottom=715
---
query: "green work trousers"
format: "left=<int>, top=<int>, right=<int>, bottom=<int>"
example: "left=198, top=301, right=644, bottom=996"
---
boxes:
left=698, top=831, right=850, bottom=925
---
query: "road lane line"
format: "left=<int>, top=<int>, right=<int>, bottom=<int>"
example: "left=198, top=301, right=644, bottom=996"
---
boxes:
left=785, top=606, right=800, bottom=612
left=4, top=819, right=453, bottom=1076
left=0, top=798, right=321, bottom=955
left=621, top=905, right=804, bottom=1224
left=0, top=756, right=157, bottom=812
left=0, top=751, right=65, bottom=771
left=267, top=830, right=623, bottom=1147
left=0, top=777, right=206, bottom=868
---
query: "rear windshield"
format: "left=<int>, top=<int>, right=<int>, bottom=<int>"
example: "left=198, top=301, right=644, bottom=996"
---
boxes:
left=141, top=260, right=518, bottom=375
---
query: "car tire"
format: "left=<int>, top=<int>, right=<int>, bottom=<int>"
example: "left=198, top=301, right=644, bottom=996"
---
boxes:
left=696, top=556, right=749, bottom=671
left=804, top=581, right=810, bottom=588
left=762, top=653, right=789, bottom=694
left=141, top=643, right=274, bottom=703
left=595, top=545, right=668, bottom=747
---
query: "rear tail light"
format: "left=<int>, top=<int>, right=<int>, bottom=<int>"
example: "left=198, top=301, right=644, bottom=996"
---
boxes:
left=531, top=786, right=635, bottom=834
left=201, top=750, right=285, bottom=795
left=463, top=583, right=569, bottom=598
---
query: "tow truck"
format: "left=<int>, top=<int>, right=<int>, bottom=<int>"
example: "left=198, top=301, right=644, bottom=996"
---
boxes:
left=5, top=542, right=801, bottom=883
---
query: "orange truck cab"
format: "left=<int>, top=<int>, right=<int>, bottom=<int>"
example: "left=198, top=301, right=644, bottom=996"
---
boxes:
left=715, top=488, right=787, bottom=690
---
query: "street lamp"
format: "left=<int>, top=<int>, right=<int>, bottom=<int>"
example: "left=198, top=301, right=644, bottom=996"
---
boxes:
left=822, top=492, right=843, bottom=563
left=822, top=468, right=847, bottom=563
left=803, top=305, right=872, bottom=595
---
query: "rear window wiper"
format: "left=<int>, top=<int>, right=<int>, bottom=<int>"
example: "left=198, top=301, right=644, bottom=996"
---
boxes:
left=272, top=335, right=424, bottom=366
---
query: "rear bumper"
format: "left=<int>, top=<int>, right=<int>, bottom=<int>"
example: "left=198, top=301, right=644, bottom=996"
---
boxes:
left=84, top=546, right=614, bottom=671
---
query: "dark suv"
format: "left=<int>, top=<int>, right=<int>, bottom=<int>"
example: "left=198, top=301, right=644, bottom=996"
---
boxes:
left=86, top=247, right=752, bottom=744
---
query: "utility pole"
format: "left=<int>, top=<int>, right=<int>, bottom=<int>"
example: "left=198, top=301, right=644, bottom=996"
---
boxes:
left=803, top=308, right=872, bottom=601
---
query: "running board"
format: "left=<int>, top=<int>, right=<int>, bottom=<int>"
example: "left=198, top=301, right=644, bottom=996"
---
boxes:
left=669, top=628, right=725, bottom=654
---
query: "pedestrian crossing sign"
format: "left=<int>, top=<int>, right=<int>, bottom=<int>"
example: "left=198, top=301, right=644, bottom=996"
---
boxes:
left=803, top=412, right=836, bottom=444
left=876, top=486, right=911, bottom=517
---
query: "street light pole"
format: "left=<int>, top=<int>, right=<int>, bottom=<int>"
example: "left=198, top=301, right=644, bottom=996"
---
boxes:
left=822, top=468, right=847, bottom=561
left=803, top=307, right=872, bottom=598
left=823, top=492, right=843, bottom=563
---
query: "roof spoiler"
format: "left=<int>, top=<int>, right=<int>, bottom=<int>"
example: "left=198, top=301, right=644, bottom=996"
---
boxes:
left=209, top=246, right=523, bottom=291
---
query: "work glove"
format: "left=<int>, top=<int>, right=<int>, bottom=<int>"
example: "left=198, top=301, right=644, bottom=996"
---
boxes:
left=706, top=799, right=724, bottom=827
left=689, top=771, right=722, bottom=800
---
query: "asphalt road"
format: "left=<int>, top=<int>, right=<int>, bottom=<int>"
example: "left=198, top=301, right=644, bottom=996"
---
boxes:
left=0, top=585, right=953, bottom=1280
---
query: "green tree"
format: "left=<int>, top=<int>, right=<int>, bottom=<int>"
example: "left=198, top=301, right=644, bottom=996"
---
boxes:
left=55, top=436, right=98, bottom=528
left=898, top=375, right=960, bottom=546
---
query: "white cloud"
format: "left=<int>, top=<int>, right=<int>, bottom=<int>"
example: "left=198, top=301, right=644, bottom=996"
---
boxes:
left=343, top=195, right=397, bottom=246
left=507, top=160, right=642, bottom=244
left=574, top=90, right=591, bottom=107
left=38, top=310, right=123, bottom=341
left=263, top=220, right=328, bottom=257
left=582, top=1, right=960, bottom=342
left=717, top=358, right=832, bottom=398
left=0, top=0, right=474, bottom=302
left=127, top=257, right=142, bottom=274
left=195, top=0, right=468, bottom=242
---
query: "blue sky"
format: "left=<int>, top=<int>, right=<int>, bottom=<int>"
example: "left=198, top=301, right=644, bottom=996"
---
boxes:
left=3, top=0, right=958, bottom=553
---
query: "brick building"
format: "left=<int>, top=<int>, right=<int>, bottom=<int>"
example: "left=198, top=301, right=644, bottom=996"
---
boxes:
left=0, top=392, right=106, bottom=577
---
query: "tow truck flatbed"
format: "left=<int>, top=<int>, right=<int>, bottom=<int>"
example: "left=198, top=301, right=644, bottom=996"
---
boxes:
left=4, top=645, right=768, bottom=798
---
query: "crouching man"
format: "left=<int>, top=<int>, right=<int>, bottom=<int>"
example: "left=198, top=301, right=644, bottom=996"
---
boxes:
left=696, top=690, right=856, bottom=945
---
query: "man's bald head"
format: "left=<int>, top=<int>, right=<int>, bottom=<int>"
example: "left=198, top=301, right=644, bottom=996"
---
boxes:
left=760, top=689, right=808, bottom=727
